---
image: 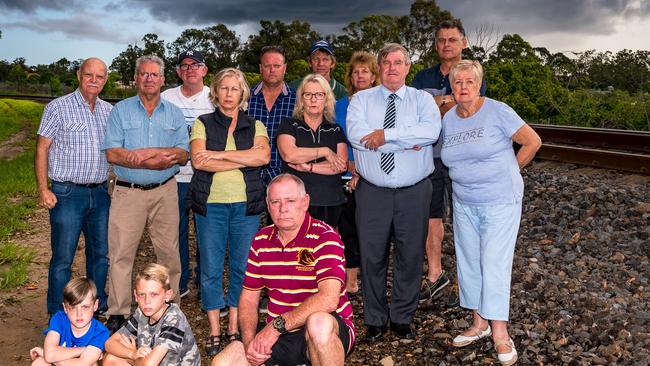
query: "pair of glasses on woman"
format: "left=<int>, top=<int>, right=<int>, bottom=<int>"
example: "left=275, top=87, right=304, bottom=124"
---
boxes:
left=302, top=92, right=326, bottom=100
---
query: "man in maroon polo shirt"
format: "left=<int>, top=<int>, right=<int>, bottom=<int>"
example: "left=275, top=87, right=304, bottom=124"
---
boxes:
left=211, top=173, right=354, bottom=366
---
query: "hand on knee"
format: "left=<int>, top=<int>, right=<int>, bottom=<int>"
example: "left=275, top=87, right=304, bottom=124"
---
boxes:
left=305, top=312, right=337, bottom=345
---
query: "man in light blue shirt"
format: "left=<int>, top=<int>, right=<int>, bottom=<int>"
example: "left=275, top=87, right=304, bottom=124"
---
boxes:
left=103, top=55, right=189, bottom=333
left=346, top=43, right=441, bottom=342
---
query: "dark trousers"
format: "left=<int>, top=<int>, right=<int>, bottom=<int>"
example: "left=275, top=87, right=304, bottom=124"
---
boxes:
left=339, top=189, right=360, bottom=268
left=308, top=205, right=343, bottom=227
left=355, top=178, right=432, bottom=326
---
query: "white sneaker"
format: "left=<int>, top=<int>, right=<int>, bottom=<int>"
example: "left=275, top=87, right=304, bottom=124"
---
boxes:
left=495, top=338, right=518, bottom=366
left=452, top=325, right=492, bottom=347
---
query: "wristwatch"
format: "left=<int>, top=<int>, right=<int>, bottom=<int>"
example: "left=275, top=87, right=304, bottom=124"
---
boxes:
left=271, top=315, right=287, bottom=334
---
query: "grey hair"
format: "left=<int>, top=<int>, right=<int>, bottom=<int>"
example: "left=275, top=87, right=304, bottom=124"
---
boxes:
left=78, top=57, right=107, bottom=76
left=449, top=59, right=483, bottom=85
left=266, top=173, right=307, bottom=197
left=135, top=55, right=165, bottom=75
left=377, top=43, right=411, bottom=66
left=293, top=74, right=336, bottom=121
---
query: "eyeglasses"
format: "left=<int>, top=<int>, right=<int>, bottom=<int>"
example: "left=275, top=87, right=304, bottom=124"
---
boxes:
left=302, top=92, right=326, bottom=100
left=138, top=72, right=162, bottom=79
left=178, top=63, right=205, bottom=71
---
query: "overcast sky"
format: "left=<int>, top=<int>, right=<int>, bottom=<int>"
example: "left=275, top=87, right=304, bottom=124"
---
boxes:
left=1, top=0, right=648, bottom=66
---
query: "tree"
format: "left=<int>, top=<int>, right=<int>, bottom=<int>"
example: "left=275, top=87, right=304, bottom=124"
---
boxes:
left=167, top=24, right=241, bottom=79
left=238, top=20, right=321, bottom=72
left=336, top=15, right=405, bottom=62
left=111, top=44, right=142, bottom=86
left=404, top=0, right=453, bottom=65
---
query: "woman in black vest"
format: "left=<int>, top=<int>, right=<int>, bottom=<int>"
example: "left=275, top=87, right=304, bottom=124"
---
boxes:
left=277, top=74, right=348, bottom=226
left=187, top=68, right=270, bottom=356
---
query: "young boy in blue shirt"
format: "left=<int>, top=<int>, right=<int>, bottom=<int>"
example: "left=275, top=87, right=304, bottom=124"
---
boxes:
left=30, top=278, right=110, bottom=365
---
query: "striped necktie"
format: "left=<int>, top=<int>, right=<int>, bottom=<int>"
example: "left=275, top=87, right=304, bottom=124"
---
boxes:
left=380, top=93, right=397, bottom=174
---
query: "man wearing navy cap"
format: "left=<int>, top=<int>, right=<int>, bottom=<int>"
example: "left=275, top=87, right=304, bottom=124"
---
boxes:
left=290, top=40, right=347, bottom=100
left=161, top=50, right=214, bottom=299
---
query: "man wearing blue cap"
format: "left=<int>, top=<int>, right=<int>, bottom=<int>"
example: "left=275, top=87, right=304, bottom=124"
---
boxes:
left=161, top=50, right=214, bottom=299
left=290, top=40, right=348, bottom=100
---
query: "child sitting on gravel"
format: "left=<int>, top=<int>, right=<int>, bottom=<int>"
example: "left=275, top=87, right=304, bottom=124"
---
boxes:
left=103, top=263, right=200, bottom=366
left=30, top=277, right=110, bottom=366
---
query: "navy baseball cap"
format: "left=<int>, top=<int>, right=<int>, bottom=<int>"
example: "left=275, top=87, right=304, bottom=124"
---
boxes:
left=178, top=50, right=205, bottom=64
left=308, top=40, right=334, bottom=56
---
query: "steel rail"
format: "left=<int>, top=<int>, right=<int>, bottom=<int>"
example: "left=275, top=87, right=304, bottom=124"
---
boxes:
left=530, top=124, right=650, bottom=153
left=537, top=143, right=649, bottom=174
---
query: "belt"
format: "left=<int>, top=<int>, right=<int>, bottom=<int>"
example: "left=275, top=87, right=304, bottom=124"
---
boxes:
left=115, top=176, right=173, bottom=190
left=359, top=176, right=427, bottom=190
left=54, top=181, right=106, bottom=188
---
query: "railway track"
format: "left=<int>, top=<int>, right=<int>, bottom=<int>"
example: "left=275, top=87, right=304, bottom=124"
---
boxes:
left=2, top=94, right=649, bottom=174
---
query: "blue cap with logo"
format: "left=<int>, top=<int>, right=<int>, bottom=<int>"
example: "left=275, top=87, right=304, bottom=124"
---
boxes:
left=178, top=50, right=205, bottom=65
left=308, top=40, right=334, bottom=56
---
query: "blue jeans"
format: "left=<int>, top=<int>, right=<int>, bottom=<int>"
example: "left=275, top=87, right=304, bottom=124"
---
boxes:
left=47, top=181, right=110, bottom=314
left=453, top=200, right=521, bottom=321
left=195, top=202, right=259, bottom=311
left=177, top=182, right=200, bottom=289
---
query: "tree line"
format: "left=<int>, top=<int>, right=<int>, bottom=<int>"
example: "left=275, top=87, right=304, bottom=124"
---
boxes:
left=0, top=0, right=648, bottom=130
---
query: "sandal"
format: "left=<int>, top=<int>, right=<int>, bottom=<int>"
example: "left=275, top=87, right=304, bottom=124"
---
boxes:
left=452, top=325, right=491, bottom=347
left=205, top=335, right=221, bottom=357
left=495, top=338, right=518, bottom=366
left=224, top=332, right=242, bottom=342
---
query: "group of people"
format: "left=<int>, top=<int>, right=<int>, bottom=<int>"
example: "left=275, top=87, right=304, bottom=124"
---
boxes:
left=33, top=17, right=541, bottom=366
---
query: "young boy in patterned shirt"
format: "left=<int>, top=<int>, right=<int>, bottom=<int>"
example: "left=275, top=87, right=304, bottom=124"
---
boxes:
left=103, top=263, right=200, bottom=366
left=30, top=277, right=110, bottom=365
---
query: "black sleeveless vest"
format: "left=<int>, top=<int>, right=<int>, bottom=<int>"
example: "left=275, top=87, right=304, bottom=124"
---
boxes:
left=186, top=108, right=265, bottom=216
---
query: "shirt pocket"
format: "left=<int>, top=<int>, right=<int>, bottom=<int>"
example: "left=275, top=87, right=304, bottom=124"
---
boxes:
left=160, top=120, right=180, bottom=148
left=61, top=120, right=89, bottom=147
left=122, top=120, right=142, bottom=150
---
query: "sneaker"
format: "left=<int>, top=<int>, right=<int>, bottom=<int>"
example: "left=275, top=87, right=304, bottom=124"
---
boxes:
left=258, top=295, right=269, bottom=314
left=179, top=287, right=190, bottom=298
left=418, top=271, right=450, bottom=303
left=105, top=315, right=126, bottom=334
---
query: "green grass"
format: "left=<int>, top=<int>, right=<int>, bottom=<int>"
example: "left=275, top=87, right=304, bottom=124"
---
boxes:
left=0, top=99, right=43, bottom=288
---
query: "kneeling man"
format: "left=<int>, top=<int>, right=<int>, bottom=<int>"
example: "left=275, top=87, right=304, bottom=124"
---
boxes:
left=212, top=173, right=355, bottom=366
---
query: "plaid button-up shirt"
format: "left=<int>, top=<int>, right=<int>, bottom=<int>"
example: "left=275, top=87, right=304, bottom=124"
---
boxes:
left=37, top=89, right=112, bottom=184
left=247, top=82, right=296, bottom=183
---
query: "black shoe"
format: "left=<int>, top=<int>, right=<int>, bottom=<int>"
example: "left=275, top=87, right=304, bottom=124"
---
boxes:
left=418, top=271, right=450, bottom=303
left=390, top=321, right=416, bottom=340
left=365, top=325, right=387, bottom=342
left=105, top=315, right=126, bottom=334
left=219, top=306, right=229, bottom=318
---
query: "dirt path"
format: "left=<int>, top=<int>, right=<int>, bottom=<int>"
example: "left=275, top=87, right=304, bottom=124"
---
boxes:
left=0, top=127, right=30, bottom=160
left=0, top=209, right=58, bottom=364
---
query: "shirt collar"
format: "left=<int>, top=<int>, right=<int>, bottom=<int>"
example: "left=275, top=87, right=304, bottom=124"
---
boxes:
left=270, top=212, right=312, bottom=248
left=137, top=95, right=164, bottom=112
left=252, top=81, right=290, bottom=97
left=380, top=84, right=407, bottom=101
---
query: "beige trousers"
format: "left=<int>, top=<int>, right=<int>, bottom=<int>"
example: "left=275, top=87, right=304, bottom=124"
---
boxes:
left=107, top=178, right=181, bottom=316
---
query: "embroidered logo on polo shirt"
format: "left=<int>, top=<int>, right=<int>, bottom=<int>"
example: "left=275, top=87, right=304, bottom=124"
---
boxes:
left=296, top=248, right=316, bottom=272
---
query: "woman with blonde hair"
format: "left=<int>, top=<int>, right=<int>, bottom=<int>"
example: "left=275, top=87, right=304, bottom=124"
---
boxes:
left=186, top=67, right=270, bottom=356
left=277, top=74, right=347, bottom=226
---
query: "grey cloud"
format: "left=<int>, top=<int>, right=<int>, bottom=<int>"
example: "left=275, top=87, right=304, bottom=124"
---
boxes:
left=4, top=14, right=134, bottom=44
left=120, top=0, right=411, bottom=34
left=0, top=0, right=79, bottom=12
left=437, top=0, right=650, bottom=36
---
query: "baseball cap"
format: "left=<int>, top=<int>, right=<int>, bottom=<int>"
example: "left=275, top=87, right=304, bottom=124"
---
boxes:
left=308, top=40, right=334, bottom=56
left=178, top=50, right=205, bottom=65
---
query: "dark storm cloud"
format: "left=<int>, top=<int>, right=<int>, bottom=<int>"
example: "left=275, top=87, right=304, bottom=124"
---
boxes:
left=121, top=0, right=411, bottom=33
left=0, top=0, right=78, bottom=12
left=437, top=0, right=650, bottom=35
left=4, top=15, right=133, bottom=44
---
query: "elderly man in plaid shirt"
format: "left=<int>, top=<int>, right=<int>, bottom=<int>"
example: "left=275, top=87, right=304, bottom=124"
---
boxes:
left=35, top=57, right=113, bottom=317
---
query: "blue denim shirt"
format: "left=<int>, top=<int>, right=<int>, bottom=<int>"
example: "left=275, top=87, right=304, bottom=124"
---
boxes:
left=103, top=95, right=189, bottom=185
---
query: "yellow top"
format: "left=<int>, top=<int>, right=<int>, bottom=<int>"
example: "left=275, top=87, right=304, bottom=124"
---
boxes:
left=191, top=119, right=268, bottom=203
